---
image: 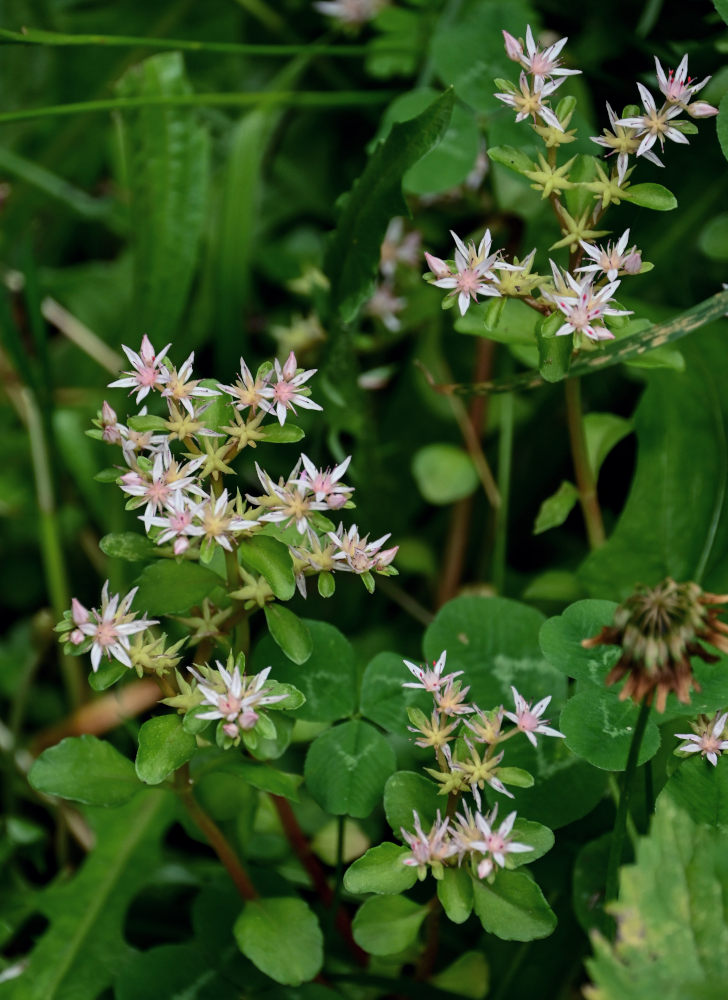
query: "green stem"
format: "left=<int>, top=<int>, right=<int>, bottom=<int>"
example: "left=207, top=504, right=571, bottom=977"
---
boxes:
left=605, top=699, right=651, bottom=905
left=493, top=388, right=514, bottom=594
left=564, top=376, right=605, bottom=549
left=23, top=388, right=83, bottom=708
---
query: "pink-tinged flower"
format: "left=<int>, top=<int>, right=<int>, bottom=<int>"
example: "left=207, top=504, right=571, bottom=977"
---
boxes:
left=425, top=229, right=517, bottom=317
left=74, top=581, right=157, bottom=672
left=541, top=271, right=631, bottom=342
left=218, top=358, right=271, bottom=414
left=424, top=252, right=451, bottom=280
left=108, top=334, right=171, bottom=403
left=504, top=686, right=565, bottom=747
left=313, top=0, right=384, bottom=26
left=191, top=661, right=287, bottom=737
left=297, top=453, right=353, bottom=505
left=617, top=83, right=689, bottom=157
left=506, top=25, right=581, bottom=86
left=161, top=352, right=220, bottom=417
left=577, top=229, right=642, bottom=283
left=494, top=72, right=566, bottom=131
left=402, top=650, right=462, bottom=693
left=380, top=217, right=421, bottom=278
left=655, top=54, right=710, bottom=106
left=147, top=493, right=205, bottom=555
left=434, top=676, right=474, bottom=718
left=675, top=712, right=728, bottom=766
left=120, top=448, right=205, bottom=532
left=591, top=102, right=664, bottom=184
left=365, top=283, right=407, bottom=332
left=259, top=351, right=322, bottom=426
left=401, top=810, right=457, bottom=878
left=450, top=802, right=485, bottom=864
left=99, top=401, right=127, bottom=445
left=327, top=522, right=395, bottom=574
left=196, top=489, right=257, bottom=551
left=248, top=460, right=329, bottom=535
left=475, top=804, right=532, bottom=870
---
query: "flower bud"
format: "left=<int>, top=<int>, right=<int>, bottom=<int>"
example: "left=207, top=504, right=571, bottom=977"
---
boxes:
left=502, top=30, right=523, bottom=62
left=686, top=101, right=718, bottom=118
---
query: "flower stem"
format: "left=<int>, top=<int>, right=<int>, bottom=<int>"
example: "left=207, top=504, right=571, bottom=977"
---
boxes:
left=605, top=699, right=651, bottom=906
left=564, top=376, right=605, bottom=549
left=176, top=766, right=258, bottom=901
left=414, top=896, right=442, bottom=981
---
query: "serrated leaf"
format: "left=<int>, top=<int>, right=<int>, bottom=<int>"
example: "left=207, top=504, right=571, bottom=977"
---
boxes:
left=6, top=793, right=174, bottom=1000
left=472, top=869, right=557, bottom=941
left=234, top=897, right=323, bottom=986
left=585, top=795, right=728, bottom=999
left=99, top=532, right=156, bottom=563
left=263, top=604, right=312, bottom=665
left=305, top=720, right=396, bottom=818
left=135, top=715, right=197, bottom=784
left=115, top=53, right=210, bottom=342
left=238, top=535, right=295, bottom=601
left=29, top=736, right=141, bottom=806
left=621, top=182, right=677, bottom=211
left=344, top=843, right=418, bottom=895
left=325, top=89, right=454, bottom=322
left=533, top=481, right=579, bottom=535
left=352, top=895, right=428, bottom=955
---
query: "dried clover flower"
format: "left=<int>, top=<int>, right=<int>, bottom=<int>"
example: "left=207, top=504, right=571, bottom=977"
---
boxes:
left=582, top=578, right=728, bottom=712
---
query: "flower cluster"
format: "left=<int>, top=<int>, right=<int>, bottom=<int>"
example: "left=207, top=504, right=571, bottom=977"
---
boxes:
left=400, top=651, right=564, bottom=881
left=189, top=657, right=287, bottom=741
left=675, top=712, right=728, bottom=767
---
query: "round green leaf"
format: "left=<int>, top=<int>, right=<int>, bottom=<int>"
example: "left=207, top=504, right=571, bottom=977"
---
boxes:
left=424, top=595, right=567, bottom=711
left=251, top=620, right=356, bottom=722
left=99, top=532, right=156, bottom=562
left=344, top=843, right=418, bottom=895
left=234, top=897, right=323, bottom=985
left=699, top=213, right=728, bottom=261
left=539, top=599, right=620, bottom=685
left=560, top=690, right=661, bottom=770
left=29, top=735, right=141, bottom=807
left=411, top=443, right=478, bottom=505
left=432, top=951, right=490, bottom=999
left=659, top=753, right=728, bottom=826
left=507, top=818, right=554, bottom=868
left=472, top=869, right=557, bottom=941
left=135, top=715, right=197, bottom=785
left=622, top=182, right=677, bottom=211
left=263, top=604, right=312, bottom=665
left=352, top=895, right=428, bottom=956
left=238, top=535, right=295, bottom=601
left=360, top=651, right=431, bottom=733
left=437, top=866, right=473, bottom=924
left=383, top=770, right=440, bottom=836
left=304, top=720, right=396, bottom=818
left=133, top=560, right=224, bottom=616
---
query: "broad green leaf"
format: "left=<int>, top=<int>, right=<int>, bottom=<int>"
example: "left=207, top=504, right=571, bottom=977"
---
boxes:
left=431, top=951, right=490, bottom=999
left=191, top=751, right=302, bottom=803
left=344, top=843, right=418, bottom=895
left=115, top=53, right=210, bottom=342
left=6, top=793, right=174, bottom=1000
left=583, top=413, right=633, bottom=479
left=88, top=660, right=129, bottom=692
left=580, top=331, right=728, bottom=598
left=423, top=595, right=567, bottom=714
left=437, top=866, right=473, bottom=923
left=621, top=182, right=677, bottom=211
left=135, top=715, right=196, bottom=785
left=29, top=736, right=141, bottom=807
left=383, top=771, right=440, bottom=836
left=114, top=942, right=241, bottom=1000
left=263, top=604, right=313, bottom=665
left=533, top=481, right=579, bottom=535
left=133, top=559, right=223, bottom=615
left=304, top=721, right=396, bottom=818
left=325, top=88, right=454, bottom=322
left=717, top=0, right=728, bottom=26
left=251, top=620, right=356, bottom=722
left=238, top=535, right=295, bottom=601
left=99, top=532, right=156, bottom=563
left=411, top=443, right=478, bottom=505
left=659, top=753, right=728, bottom=826
left=352, top=895, right=427, bottom=955
left=234, top=897, right=323, bottom=985
left=559, top=690, right=661, bottom=770
left=585, top=795, right=728, bottom=999
left=507, top=818, right=554, bottom=868
left=360, top=651, right=431, bottom=733
left=472, top=869, right=557, bottom=941
left=698, top=212, right=728, bottom=261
